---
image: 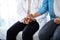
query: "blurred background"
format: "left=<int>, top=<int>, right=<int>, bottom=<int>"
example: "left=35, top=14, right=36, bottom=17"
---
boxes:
left=0, top=0, right=19, bottom=27
left=0, top=0, right=19, bottom=40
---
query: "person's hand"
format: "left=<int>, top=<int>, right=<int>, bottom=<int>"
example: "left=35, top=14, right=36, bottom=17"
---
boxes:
left=23, top=17, right=36, bottom=24
left=27, top=14, right=34, bottom=19
left=54, top=18, right=60, bottom=24
left=23, top=14, right=36, bottom=24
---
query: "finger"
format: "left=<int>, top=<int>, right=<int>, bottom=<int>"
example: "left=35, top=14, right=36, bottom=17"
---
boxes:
left=54, top=19, right=60, bottom=24
left=23, top=18, right=28, bottom=24
left=24, top=19, right=30, bottom=24
left=54, top=19, right=58, bottom=23
left=25, top=20, right=30, bottom=24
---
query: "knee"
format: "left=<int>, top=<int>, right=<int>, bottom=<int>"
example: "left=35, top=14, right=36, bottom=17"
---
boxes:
left=30, top=21, right=39, bottom=26
left=7, top=28, right=14, bottom=34
left=7, top=28, right=11, bottom=34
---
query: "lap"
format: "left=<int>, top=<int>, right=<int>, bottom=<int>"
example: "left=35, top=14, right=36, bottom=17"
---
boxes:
left=8, top=21, right=27, bottom=32
left=23, top=21, right=39, bottom=35
left=8, top=21, right=39, bottom=34
left=39, top=20, right=59, bottom=36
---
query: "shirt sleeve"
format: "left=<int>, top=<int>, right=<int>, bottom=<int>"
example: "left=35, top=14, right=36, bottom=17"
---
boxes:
left=38, top=0, right=48, bottom=15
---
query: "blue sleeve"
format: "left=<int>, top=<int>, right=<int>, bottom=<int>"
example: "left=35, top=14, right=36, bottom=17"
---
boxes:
left=38, top=0, right=48, bottom=15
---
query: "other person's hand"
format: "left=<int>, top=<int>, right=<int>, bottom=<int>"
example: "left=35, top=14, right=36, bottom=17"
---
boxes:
left=23, top=14, right=36, bottom=24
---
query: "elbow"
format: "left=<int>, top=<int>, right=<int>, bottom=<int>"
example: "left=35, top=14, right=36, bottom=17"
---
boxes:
left=38, top=7, right=48, bottom=15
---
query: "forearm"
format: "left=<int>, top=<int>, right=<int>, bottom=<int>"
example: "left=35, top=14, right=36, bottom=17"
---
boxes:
left=23, top=12, right=41, bottom=24
left=32, top=12, right=41, bottom=18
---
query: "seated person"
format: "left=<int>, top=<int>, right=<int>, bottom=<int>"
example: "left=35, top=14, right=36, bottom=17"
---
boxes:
left=6, top=0, right=41, bottom=40
left=38, top=0, right=60, bottom=40
left=6, top=13, right=39, bottom=40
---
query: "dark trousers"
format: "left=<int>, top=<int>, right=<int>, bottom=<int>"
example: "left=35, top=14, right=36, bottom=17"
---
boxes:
left=39, top=20, right=60, bottom=40
left=6, top=21, right=39, bottom=40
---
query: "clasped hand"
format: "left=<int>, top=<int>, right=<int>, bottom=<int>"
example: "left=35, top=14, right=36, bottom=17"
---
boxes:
left=23, top=14, right=36, bottom=24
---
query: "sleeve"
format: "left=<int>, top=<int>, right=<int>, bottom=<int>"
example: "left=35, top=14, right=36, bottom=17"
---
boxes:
left=38, top=0, right=48, bottom=15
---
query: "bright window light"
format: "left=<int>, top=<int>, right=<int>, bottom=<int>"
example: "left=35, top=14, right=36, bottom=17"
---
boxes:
left=0, top=0, right=18, bottom=27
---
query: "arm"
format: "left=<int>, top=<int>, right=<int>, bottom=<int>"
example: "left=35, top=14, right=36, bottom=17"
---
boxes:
left=32, top=0, right=48, bottom=18
left=23, top=0, right=48, bottom=24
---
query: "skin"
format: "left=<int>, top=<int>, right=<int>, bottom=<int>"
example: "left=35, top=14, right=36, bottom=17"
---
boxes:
left=23, top=12, right=60, bottom=24
left=54, top=18, right=60, bottom=24
left=23, top=12, right=41, bottom=24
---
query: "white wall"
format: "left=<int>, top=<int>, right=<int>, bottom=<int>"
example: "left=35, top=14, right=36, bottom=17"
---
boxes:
left=0, top=0, right=18, bottom=27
